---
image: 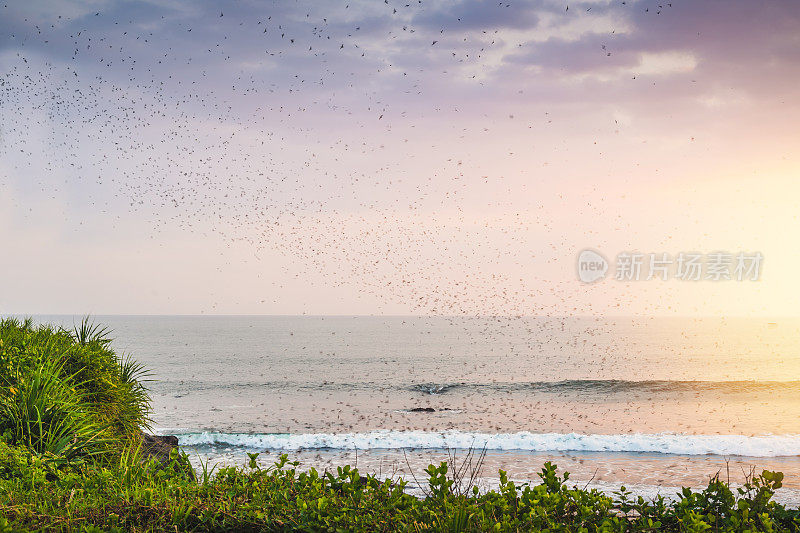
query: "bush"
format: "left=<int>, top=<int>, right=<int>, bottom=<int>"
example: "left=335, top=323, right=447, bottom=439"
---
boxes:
left=0, top=446, right=798, bottom=531
left=0, top=317, right=151, bottom=461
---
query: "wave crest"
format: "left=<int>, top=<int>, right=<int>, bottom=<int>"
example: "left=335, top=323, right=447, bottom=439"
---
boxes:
left=176, top=430, right=800, bottom=457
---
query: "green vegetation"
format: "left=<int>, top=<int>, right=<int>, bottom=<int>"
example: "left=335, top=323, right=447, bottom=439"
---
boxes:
left=1, top=318, right=799, bottom=531
left=0, top=317, right=150, bottom=462
left=1, top=444, right=799, bottom=532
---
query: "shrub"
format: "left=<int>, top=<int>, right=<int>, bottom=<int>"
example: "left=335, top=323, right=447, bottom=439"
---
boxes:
left=0, top=446, right=798, bottom=531
left=0, top=354, right=106, bottom=460
left=0, top=317, right=151, bottom=461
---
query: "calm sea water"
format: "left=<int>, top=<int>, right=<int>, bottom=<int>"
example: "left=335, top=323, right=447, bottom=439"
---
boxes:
left=27, top=315, right=800, bottom=506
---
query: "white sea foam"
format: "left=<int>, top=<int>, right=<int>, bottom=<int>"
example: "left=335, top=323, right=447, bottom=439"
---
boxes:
left=176, top=430, right=800, bottom=457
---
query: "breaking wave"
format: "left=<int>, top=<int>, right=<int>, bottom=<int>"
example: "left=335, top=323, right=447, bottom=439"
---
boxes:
left=176, top=430, right=800, bottom=457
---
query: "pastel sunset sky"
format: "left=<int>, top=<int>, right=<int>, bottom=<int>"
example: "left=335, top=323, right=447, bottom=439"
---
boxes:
left=1, top=0, right=798, bottom=316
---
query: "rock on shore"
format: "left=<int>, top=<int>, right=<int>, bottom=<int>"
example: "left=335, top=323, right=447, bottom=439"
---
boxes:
left=140, top=433, right=195, bottom=480
left=140, top=433, right=180, bottom=465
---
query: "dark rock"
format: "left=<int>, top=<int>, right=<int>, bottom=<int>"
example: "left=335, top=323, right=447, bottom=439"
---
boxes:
left=140, top=433, right=195, bottom=480
left=141, top=433, right=179, bottom=463
left=408, top=407, right=436, bottom=413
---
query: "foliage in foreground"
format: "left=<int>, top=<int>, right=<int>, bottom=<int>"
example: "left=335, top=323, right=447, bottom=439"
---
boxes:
left=0, top=441, right=798, bottom=532
left=0, top=317, right=151, bottom=461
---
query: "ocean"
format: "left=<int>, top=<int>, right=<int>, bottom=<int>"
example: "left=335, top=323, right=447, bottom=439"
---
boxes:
left=28, top=315, right=800, bottom=506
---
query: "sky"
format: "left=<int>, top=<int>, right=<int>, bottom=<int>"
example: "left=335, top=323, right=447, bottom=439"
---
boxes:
left=0, top=0, right=799, bottom=316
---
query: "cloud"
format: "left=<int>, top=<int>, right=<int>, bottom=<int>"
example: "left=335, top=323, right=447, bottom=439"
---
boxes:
left=635, top=51, right=696, bottom=76
left=412, top=0, right=541, bottom=32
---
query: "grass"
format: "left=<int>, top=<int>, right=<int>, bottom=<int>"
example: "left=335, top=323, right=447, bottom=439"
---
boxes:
left=0, top=317, right=799, bottom=531
left=1, top=445, right=798, bottom=532
left=0, top=354, right=104, bottom=461
left=0, top=317, right=151, bottom=461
